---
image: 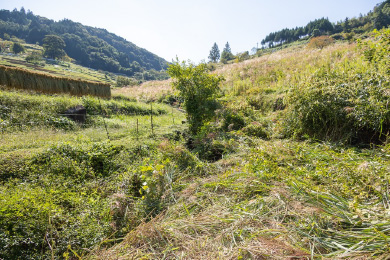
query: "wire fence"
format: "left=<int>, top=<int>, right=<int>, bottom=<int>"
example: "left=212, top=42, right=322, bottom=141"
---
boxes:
left=0, top=103, right=185, bottom=141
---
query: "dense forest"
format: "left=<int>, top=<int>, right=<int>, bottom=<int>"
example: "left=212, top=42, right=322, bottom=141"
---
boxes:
left=261, top=0, right=390, bottom=47
left=0, top=8, right=168, bottom=77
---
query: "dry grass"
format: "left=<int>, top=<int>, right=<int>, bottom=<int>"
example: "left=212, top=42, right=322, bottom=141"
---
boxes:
left=112, top=79, right=173, bottom=102
left=215, top=42, right=358, bottom=94
left=0, top=65, right=111, bottom=97
left=89, top=175, right=320, bottom=259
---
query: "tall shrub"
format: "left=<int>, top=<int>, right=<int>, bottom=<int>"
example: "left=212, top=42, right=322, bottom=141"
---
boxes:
left=168, top=60, right=224, bottom=135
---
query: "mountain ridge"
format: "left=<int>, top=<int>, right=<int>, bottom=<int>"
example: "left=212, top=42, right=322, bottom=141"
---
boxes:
left=0, top=8, right=168, bottom=77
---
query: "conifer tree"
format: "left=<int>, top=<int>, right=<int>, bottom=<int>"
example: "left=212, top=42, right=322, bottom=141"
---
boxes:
left=220, top=42, right=234, bottom=64
left=208, top=42, right=220, bottom=63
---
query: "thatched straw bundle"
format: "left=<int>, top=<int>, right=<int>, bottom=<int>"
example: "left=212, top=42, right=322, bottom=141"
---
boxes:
left=0, top=65, right=111, bottom=98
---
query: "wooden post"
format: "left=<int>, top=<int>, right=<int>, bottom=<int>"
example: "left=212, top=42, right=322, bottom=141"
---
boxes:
left=172, top=107, right=174, bottom=124
left=136, top=118, right=139, bottom=140
left=150, top=103, right=154, bottom=135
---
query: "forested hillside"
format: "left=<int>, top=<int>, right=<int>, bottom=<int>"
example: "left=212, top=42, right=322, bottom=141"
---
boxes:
left=0, top=8, right=168, bottom=77
left=261, top=0, right=390, bottom=47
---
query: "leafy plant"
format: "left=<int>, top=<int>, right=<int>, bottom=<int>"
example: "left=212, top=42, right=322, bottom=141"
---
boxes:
left=168, top=60, right=224, bottom=134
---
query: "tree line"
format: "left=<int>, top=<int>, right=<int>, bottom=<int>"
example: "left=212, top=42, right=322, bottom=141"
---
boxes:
left=207, top=1, right=390, bottom=64
left=0, top=8, right=168, bottom=78
left=260, top=0, right=390, bottom=48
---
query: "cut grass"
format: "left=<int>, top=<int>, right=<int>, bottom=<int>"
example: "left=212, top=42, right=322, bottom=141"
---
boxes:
left=88, top=139, right=390, bottom=259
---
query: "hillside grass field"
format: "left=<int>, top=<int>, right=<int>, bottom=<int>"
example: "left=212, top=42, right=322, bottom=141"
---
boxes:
left=1, top=29, right=390, bottom=259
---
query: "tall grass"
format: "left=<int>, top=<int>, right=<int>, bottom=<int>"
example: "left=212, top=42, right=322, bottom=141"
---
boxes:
left=112, top=79, right=173, bottom=103
left=0, top=65, right=111, bottom=98
left=0, top=88, right=168, bottom=132
left=285, top=29, right=390, bottom=144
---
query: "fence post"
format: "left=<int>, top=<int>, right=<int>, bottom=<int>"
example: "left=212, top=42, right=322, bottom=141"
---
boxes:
left=98, top=98, right=110, bottom=141
left=172, top=107, right=174, bottom=125
left=150, top=103, right=154, bottom=135
left=136, top=118, right=139, bottom=141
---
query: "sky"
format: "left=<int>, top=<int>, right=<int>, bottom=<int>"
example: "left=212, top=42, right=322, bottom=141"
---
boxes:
left=0, top=0, right=384, bottom=63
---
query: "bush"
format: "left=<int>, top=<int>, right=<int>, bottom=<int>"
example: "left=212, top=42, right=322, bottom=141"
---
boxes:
left=235, top=51, right=250, bottom=62
left=115, top=76, right=137, bottom=87
left=136, top=157, right=176, bottom=217
left=46, top=116, right=76, bottom=130
left=0, top=183, right=111, bottom=260
left=307, top=36, right=334, bottom=49
left=25, top=51, right=43, bottom=64
left=189, top=124, right=237, bottom=162
left=242, top=121, right=270, bottom=139
left=12, top=42, right=25, bottom=54
left=285, top=29, right=390, bottom=144
left=168, top=60, right=224, bottom=134
left=32, top=142, right=124, bottom=179
left=0, top=142, right=125, bottom=259
left=221, top=110, right=246, bottom=131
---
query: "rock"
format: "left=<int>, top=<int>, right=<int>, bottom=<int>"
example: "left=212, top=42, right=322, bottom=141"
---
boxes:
left=62, top=105, right=86, bottom=124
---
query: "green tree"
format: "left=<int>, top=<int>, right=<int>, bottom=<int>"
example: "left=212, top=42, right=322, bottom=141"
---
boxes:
left=374, top=9, right=390, bottom=29
left=168, top=60, right=224, bottom=134
left=12, top=42, right=25, bottom=54
left=208, top=42, right=220, bottom=63
left=43, top=35, right=66, bottom=60
left=312, top=28, right=321, bottom=37
left=25, top=51, right=43, bottom=64
left=343, top=18, right=351, bottom=32
left=3, top=33, right=10, bottom=41
left=220, top=42, right=234, bottom=64
left=236, top=51, right=249, bottom=62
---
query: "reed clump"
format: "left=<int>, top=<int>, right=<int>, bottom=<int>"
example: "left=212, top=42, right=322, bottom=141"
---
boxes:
left=0, top=65, right=111, bottom=98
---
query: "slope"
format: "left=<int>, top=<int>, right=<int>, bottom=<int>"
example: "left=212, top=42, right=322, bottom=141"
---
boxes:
left=0, top=27, right=389, bottom=260
left=87, top=30, right=389, bottom=259
left=0, top=8, right=168, bottom=77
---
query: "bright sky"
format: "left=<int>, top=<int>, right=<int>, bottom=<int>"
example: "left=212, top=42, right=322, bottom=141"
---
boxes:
left=1, top=0, right=384, bottom=63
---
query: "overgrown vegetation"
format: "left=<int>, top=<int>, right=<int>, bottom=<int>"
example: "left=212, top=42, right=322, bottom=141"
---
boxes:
left=0, top=87, right=169, bottom=132
left=0, top=86, right=185, bottom=259
left=285, top=29, right=390, bottom=144
left=1, top=17, right=390, bottom=260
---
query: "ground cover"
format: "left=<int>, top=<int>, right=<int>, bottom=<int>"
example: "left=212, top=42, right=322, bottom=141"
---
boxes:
left=0, top=29, right=389, bottom=259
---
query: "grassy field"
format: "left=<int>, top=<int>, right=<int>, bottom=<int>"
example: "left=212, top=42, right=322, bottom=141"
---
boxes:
left=112, top=79, right=173, bottom=103
left=1, top=30, right=390, bottom=259
left=0, top=87, right=187, bottom=259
